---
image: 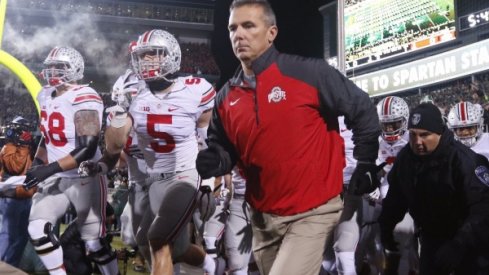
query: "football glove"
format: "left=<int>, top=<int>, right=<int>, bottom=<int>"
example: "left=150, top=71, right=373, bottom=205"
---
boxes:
left=364, top=187, right=381, bottom=203
left=23, top=161, right=62, bottom=190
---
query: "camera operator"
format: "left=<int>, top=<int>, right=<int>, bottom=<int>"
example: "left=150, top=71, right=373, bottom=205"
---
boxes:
left=0, top=116, right=36, bottom=267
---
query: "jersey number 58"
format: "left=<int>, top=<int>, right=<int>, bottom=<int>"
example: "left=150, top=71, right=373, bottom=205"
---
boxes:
left=40, top=111, right=67, bottom=146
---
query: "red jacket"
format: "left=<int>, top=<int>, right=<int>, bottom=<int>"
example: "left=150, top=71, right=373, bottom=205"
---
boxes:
left=208, top=46, right=380, bottom=215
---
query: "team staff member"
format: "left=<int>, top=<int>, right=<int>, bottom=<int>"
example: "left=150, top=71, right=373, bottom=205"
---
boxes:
left=196, top=0, right=381, bottom=274
left=379, top=103, right=489, bottom=275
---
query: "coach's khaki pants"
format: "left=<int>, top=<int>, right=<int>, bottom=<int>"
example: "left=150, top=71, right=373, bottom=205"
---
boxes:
left=251, top=196, right=343, bottom=275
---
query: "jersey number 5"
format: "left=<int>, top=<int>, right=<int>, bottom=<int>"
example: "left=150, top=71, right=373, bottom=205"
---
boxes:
left=40, top=111, right=68, bottom=146
left=147, top=114, right=175, bottom=153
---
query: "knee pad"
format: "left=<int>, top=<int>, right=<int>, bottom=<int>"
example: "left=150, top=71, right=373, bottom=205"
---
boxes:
left=28, top=219, right=60, bottom=254
left=147, top=181, right=196, bottom=250
left=85, top=238, right=117, bottom=265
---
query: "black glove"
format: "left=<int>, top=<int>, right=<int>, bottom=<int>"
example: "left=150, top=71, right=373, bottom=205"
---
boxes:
left=23, top=161, right=62, bottom=190
left=348, top=162, right=386, bottom=195
left=434, top=240, right=465, bottom=274
left=197, top=185, right=216, bottom=222
left=196, top=144, right=232, bottom=179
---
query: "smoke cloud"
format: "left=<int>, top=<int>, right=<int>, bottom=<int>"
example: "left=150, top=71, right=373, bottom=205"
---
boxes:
left=2, top=3, right=135, bottom=91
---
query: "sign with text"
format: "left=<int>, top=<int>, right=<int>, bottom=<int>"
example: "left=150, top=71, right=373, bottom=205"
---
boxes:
left=351, top=39, right=489, bottom=96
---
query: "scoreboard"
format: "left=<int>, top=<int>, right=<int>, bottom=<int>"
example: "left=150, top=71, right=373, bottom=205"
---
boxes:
left=344, top=0, right=457, bottom=70
left=459, top=6, right=489, bottom=31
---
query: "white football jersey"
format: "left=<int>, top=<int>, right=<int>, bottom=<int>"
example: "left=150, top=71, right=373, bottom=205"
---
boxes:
left=339, top=116, right=356, bottom=183
left=38, top=85, right=103, bottom=177
left=129, top=76, right=215, bottom=173
left=378, top=131, right=409, bottom=199
left=471, top=133, right=489, bottom=159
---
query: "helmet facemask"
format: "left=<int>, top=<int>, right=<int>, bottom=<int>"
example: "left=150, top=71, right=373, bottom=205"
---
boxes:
left=42, top=62, right=73, bottom=87
left=380, top=118, right=407, bottom=143
left=451, top=125, right=480, bottom=147
left=447, top=102, right=483, bottom=147
left=377, top=96, right=409, bottom=143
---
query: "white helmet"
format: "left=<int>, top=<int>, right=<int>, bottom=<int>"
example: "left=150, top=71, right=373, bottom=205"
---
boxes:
left=42, top=46, right=84, bottom=87
left=130, top=29, right=181, bottom=82
left=447, top=101, right=484, bottom=147
left=376, top=96, right=409, bottom=142
left=111, top=69, right=140, bottom=109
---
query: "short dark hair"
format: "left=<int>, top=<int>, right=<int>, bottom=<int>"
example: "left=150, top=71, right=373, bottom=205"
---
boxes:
left=229, top=0, right=276, bottom=26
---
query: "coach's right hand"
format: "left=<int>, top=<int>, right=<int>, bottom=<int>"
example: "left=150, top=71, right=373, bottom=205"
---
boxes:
left=196, top=144, right=232, bottom=179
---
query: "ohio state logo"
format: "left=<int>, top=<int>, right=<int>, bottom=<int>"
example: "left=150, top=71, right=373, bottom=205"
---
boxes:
left=268, top=86, right=286, bottom=103
left=411, top=113, right=421, bottom=125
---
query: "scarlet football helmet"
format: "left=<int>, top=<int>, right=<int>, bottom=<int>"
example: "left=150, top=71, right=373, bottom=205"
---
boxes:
left=447, top=101, right=484, bottom=147
left=42, top=46, right=84, bottom=87
left=376, top=96, right=409, bottom=142
left=130, top=29, right=181, bottom=82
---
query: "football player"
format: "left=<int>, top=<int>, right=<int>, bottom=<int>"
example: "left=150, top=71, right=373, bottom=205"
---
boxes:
left=109, top=69, right=152, bottom=271
left=79, top=29, right=216, bottom=275
left=447, top=101, right=489, bottom=159
left=334, top=97, right=418, bottom=275
left=375, top=96, right=418, bottom=275
left=24, top=46, right=118, bottom=275
left=223, top=167, right=254, bottom=275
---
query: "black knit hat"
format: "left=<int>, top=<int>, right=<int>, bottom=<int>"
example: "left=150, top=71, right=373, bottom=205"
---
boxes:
left=408, top=103, right=444, bottom=134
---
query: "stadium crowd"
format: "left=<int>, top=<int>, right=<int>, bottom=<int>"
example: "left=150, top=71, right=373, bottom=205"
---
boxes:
left=375, top=71, right=489, bottom=129
left=180, top=43, right=220, bottom=76
left=11, top=0, right=214, bottom=24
